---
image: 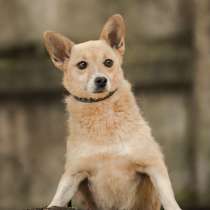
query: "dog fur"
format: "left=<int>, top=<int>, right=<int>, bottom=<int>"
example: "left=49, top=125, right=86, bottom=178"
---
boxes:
left=43, top=14, right=182, bottom=210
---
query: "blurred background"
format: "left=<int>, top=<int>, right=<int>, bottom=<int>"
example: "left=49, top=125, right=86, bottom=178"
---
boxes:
left=0, top=0, right=209, bottom=209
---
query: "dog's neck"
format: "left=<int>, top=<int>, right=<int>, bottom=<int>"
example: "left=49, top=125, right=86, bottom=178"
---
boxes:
left=66, top=80, right=135, bottom=113
left=66, top=88, right=118, bottom=104
left=65, top=80, right=142, bottom=142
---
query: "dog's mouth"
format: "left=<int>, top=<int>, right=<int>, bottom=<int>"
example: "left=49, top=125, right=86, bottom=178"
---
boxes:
left=66, top=89, right=118, bottom=103
left=92, top=89, right=107, bottom=94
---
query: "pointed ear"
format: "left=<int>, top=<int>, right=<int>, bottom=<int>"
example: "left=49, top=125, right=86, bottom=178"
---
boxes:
left=43, top=31, right=74, bottom=71
left=100, top=14, right=125, bottom=56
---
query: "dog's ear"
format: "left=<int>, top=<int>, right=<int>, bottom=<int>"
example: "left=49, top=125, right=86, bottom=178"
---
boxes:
left=43, top=31, right=74, bottom=71
left=100, top=14, right=125, bottom=56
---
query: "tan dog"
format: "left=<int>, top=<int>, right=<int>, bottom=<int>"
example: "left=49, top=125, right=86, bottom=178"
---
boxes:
left=43, top=14, right=182, bottom=210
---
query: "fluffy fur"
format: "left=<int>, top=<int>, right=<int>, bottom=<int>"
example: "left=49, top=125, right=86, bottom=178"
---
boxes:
left=43, top=14, right=182, bottom=210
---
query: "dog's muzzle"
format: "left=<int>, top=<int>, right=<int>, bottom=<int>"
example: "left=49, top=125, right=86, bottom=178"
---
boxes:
left=94, top=76, right=108, bottom=93
left=86, top=73, right=111, bottom=94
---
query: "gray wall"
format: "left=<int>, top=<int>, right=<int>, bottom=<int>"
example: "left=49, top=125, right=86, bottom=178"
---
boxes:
left=0, top=0, right=209, bottom=209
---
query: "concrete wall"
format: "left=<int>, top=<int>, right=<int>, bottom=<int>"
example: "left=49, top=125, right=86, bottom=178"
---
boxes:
left=0, top=0, right=208, bottom=209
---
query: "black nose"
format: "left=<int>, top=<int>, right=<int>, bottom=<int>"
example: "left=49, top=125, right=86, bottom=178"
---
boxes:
left=94, top=77, right=107, bottom=89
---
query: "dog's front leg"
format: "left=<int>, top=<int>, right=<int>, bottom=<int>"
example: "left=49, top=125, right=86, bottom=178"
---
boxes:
left=139, top=160, right=182, bottom=210
left=48, top=171, right=87, bottom=208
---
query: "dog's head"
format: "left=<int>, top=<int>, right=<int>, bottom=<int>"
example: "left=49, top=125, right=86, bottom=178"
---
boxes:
left=43, top=14, right=126, bottom=99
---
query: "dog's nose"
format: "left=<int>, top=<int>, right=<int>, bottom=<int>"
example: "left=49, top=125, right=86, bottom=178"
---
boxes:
left=94, top=77, right=107, bottom=89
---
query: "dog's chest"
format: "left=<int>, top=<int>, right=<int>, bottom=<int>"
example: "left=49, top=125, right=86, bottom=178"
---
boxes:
left=89, top=155, right=140, bottom=210
left=78, top=143, right=140, bottom=210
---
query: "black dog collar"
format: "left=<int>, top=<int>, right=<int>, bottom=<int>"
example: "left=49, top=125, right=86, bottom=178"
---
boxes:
left=66, top=89, right=118, bottom=103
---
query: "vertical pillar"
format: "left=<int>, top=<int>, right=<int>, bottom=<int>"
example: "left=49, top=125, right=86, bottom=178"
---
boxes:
left=193, top=0, right=210, bottom=205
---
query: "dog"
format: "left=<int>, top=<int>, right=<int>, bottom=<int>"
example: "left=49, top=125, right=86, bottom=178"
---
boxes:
left=43, top=14, right=182, bottom=210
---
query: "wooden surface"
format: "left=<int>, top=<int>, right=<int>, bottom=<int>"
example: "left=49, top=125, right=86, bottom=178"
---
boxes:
left=27, top=207, right=76, bottom=210
left=25, top=207, right=210, bottom=210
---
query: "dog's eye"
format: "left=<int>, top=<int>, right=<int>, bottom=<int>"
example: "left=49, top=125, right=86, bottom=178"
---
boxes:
left=103, top=59, right=113, bottom=68
left=77, top=61, right=88, bottom=70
